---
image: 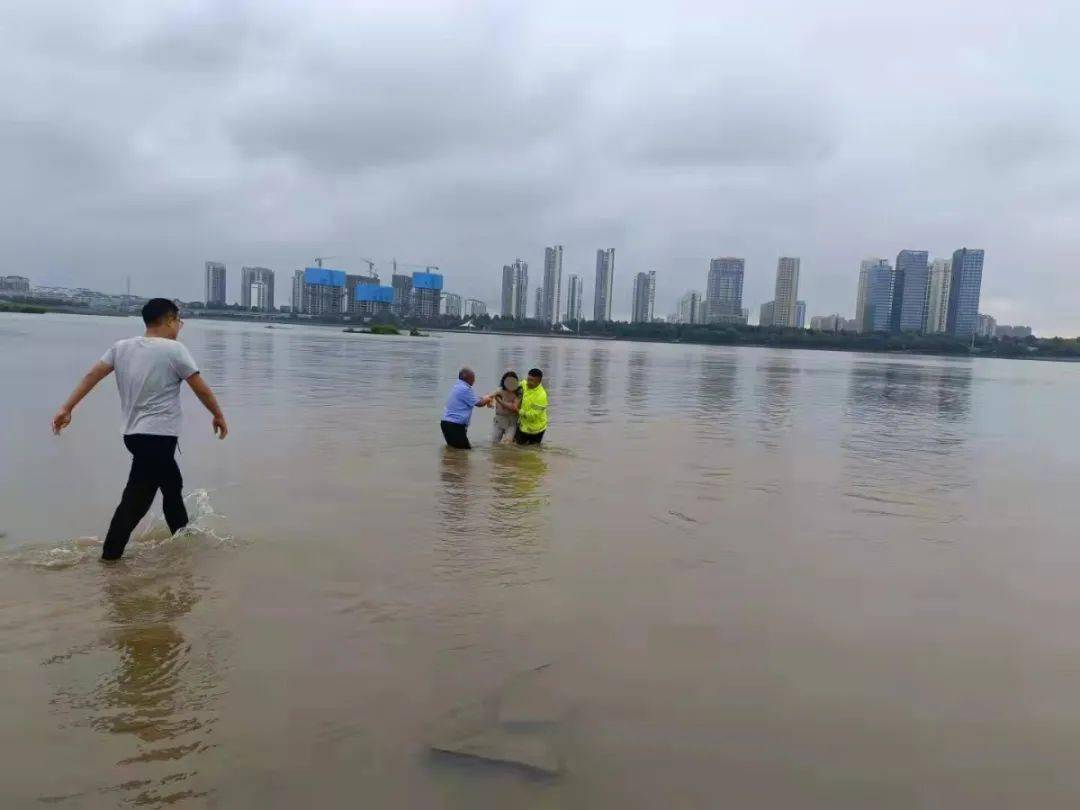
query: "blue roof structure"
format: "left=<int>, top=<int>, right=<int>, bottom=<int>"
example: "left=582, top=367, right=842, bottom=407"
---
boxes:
left=412, top=272, right=443, bottom=291
left=355, top=285, right=394, bottom=303
left=303, top=267, right=346, bottom=287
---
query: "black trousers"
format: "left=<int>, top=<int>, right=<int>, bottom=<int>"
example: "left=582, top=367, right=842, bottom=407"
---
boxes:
left=440, top=420, right=471, bottom=449
left=102, top=434, right=188, bottom=560
left=515, top=428, right=545, bottom=445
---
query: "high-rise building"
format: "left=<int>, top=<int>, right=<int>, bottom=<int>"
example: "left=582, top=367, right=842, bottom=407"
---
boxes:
left=593, top=248, right=615, bottom=322
left=0, top=275, right=31, bottom=294
left=512, top=260, right=529, bottom=320
left=795, top=300, right=806, bottom=330
left=534, top=287, right=544, bottom=320
left=205, top=261, right=226, bottom=307
left=854, top=257, right=882, bottom=333
left=862, top=259, right=895, bottom=333
left=352, top=285, right=394, bottom=317
left=240, top=266, right=276, bottom=312
left=391, top=273, right=413, bottom=317
left=925, top=259, right=952, bottom=334
left=706, top=257, right=745, bottom=323
left=976, top=313, right=997, bottom=338
left=500, top=259, right=529, bottom=319
left=631, top=271, right=656, bottom=324
left=441, top=292, right=463, bottom=318
left=411, top=272, right=443, bottom=319
left=772, top=257, right=800, bottom=327
left=565, top=274, right=584, bottom=322
left=946, top=248, right=985, bottom=340
left=677, top=291, right=704, bottom=324
left=542, top=245, right=563, bottom=325
left=759, top=300, right=775, bottom=327
left=892, top=250, right=930, bottom=333
left=501, top=266, right=514, bottom=317
left=292, top=267, right=346, bottom=317
left=464, top=299, right=487, bottom=318
left=345, top=273, right=379, bottom=316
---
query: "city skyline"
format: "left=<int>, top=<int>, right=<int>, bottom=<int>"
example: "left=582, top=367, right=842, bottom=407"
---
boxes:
left=171, top=244, right=994, bottom=333
left=5, top=3, right=1078, bottom=335
left=191, top=247, right=990, bottom=331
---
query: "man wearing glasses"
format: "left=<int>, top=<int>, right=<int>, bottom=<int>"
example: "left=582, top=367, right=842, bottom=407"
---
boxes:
left=51, top=298, right=228, bottom=561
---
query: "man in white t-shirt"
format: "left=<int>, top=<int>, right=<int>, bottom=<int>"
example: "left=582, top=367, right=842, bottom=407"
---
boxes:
left=52, top=298, right=228, bottom=561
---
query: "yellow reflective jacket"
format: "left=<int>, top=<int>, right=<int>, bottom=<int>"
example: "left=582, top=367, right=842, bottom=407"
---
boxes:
left=518, top=383, right=548, bottom=435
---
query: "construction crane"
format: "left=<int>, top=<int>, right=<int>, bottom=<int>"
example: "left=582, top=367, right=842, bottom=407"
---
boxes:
left=312, top=256, right=338, bottom=268
left=392, top=259, right=440, bottom=273
left=357, top=256, right=376, bottom=274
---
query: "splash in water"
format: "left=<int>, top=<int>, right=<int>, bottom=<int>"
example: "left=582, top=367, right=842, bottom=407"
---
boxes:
left=2, top=489, right=235, bottom=569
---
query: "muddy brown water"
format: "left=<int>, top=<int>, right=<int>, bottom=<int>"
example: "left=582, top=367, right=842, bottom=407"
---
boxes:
left=3, top=313, right=1080, bottom=807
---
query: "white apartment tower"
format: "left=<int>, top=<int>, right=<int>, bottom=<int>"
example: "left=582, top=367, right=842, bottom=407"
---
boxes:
left=772, top=257, right=800, bottom=328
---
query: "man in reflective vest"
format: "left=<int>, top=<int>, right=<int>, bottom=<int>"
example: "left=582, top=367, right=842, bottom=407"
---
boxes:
left=515, top=367, right=548, bottom=445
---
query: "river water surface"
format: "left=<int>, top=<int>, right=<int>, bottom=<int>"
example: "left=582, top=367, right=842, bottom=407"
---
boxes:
left=2, top=313, right=1080, bottom=808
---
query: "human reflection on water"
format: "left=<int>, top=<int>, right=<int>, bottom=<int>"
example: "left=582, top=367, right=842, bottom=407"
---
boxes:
left=437, top=444, right=550, bottom=532
left=587, top=346, right=610, bottom=420
left=841, top=358, right=975, bottom=524
left=626, top=350, right=650, bottom=419
left=753, top=354, right=796, bottom=449
left=437, top=447, right=476, bottom=539
left=488, top=444, right=549, bottom=512
left=51, top=564, right=219, bottom=806
left=198, top=328, right=229, bottom=384
left=694, top=352, right=739, bottom=442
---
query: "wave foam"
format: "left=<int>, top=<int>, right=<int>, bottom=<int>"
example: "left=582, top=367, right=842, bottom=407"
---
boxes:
left=2, top=489, right=236, bottom=570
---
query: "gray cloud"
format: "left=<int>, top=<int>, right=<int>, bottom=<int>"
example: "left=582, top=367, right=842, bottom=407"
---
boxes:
left=1, top=0, right=1078, bottom=333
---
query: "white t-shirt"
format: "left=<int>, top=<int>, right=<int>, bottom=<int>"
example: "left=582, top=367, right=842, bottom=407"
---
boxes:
left=100, top=337, right=200, bottom=436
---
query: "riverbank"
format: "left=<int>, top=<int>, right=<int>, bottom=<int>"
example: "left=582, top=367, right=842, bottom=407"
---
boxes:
left=14, top=307, right=1072, bottom=362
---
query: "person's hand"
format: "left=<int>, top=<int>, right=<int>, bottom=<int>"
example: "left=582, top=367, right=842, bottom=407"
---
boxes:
left=52, top=408, right=72, bottom=435
left=212, top=415, right=229, bottom=439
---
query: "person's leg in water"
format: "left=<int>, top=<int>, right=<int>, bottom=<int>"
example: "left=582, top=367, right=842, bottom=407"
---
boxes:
left=440, top=420, right=471, bottom=449
left=514, top=428, right=545, bottom=446
left=102, top=435, right=187, bottom=560
left=158, top=440, right=189, bottom=535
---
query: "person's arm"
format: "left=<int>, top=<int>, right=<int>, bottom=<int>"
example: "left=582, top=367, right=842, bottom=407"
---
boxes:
left=52, top=361, right=113, bottom=434
left=520, top=390, right=546, bottom=422
left=501, top=394, right=521, bottom=414
left=185, top=372, right=228, bottom=439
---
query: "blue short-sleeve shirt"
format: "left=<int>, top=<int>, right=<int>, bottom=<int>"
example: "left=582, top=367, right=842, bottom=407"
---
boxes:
left=442, top=379, right=480, bottom=425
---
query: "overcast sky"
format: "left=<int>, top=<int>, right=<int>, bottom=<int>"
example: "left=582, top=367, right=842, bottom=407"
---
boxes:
left=3, top=0, right=1078, bottom=332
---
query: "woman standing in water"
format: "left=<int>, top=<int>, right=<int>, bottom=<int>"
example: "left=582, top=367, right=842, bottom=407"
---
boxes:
left=490, top=371, right=521, bottom=444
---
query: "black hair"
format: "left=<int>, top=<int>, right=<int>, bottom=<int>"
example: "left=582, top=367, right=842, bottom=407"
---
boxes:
left=528, top=368, right=543, bottom=379
left=142, top=298, right=180, bottom=326
left=500, top=371, right=520, bottom=389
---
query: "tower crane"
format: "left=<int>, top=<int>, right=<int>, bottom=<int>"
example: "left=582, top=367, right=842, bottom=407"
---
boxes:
left=357, top=256, right=377, bottom=275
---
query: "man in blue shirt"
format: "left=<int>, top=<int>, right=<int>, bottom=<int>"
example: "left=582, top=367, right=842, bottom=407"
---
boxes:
left=441, top=367, right=493, bottom=449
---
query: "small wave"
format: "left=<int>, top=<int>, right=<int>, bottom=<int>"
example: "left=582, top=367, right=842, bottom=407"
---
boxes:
left=2, top=489, right=236, bottom=570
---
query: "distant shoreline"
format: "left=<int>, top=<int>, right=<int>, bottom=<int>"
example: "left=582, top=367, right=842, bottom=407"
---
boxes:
left=8, top=307, right=1075, bottom=363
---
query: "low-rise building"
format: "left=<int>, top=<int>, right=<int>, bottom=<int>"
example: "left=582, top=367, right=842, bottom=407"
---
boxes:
left=0, top=275, right=31, bottom=294
left=995, top=324, right=1033, bottom=338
